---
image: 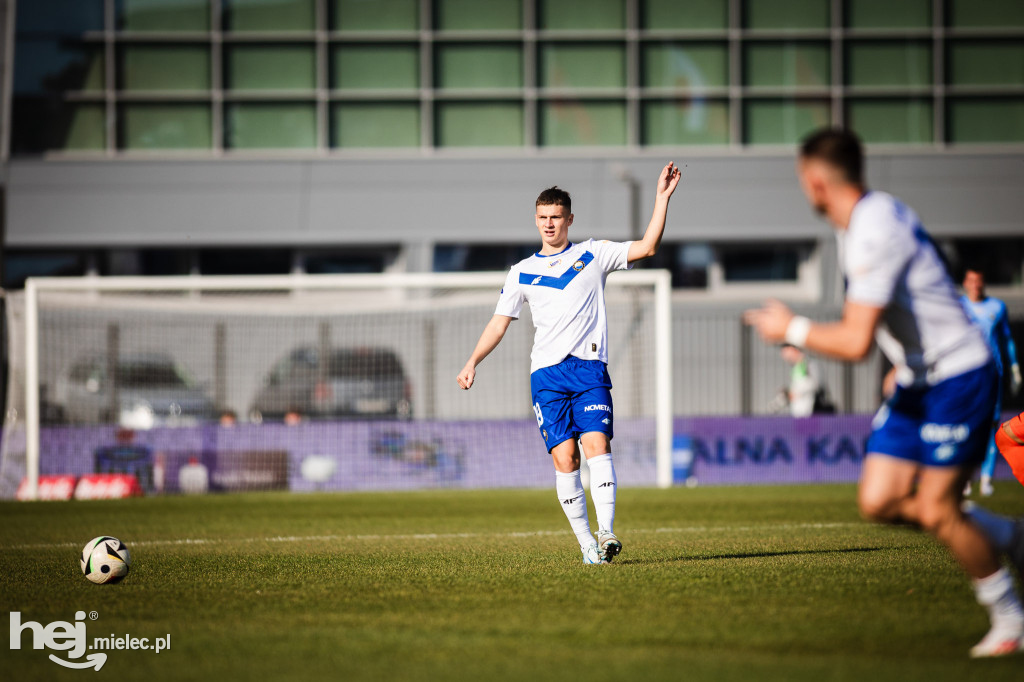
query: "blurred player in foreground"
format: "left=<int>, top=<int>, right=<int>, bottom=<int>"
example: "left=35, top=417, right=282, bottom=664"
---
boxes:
left=744, top=128, right=1024, bottom=657
left=457, top=163, right=681, bottom=565
left=960, top=268, right=1021, bottom=496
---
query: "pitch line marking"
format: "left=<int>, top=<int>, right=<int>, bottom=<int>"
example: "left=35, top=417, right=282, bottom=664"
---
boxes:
left=8, top=522, right=860, bottom=551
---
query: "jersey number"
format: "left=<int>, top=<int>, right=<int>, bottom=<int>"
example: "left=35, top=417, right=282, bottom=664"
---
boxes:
left=533, top=402, right=544, bottom=427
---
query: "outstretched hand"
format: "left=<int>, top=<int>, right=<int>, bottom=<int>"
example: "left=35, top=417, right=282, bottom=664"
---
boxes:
left=656, top=162, right=682, bottom=199
left=743, top=299, right=795, bottom=344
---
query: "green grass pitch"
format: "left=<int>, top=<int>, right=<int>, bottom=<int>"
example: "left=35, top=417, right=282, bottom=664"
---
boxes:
left=3, top=483, right=1024, bottom=681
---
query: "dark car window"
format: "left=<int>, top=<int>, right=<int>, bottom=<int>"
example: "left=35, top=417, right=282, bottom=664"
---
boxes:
left=328, top=351, right=404, bottom=379
left=115, top=362, right=189, bottom=388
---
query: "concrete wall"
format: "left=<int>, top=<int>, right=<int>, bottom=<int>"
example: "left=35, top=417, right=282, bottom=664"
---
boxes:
left=8, top=152, right=1023, bottom=251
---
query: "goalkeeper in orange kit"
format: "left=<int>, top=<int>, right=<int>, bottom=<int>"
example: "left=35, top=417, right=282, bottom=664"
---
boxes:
left=964, top=412, right=1024, bottom=589
left=995, top=413, right=1024, bottom=488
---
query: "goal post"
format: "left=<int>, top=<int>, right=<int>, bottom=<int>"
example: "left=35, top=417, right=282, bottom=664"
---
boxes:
left=5, top=270, right=673, bottom=501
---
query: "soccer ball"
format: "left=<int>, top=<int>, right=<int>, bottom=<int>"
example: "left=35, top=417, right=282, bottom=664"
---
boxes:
left=80, top=536, right=131, bottom=584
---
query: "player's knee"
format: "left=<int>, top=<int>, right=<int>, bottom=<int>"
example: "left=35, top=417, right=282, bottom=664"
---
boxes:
left=914, top=501, right=958, bottom=538
left=579, top=432, right=611, bottom=457
left=857, top=488, right=900, bottom=524
left=550, top=441, right=580, bottom=473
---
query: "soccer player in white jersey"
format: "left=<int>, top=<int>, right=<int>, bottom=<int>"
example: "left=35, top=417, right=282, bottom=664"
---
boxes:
left=457, top=163, right=681, bottom=565
left=744, top=128, right=1024, bottom=657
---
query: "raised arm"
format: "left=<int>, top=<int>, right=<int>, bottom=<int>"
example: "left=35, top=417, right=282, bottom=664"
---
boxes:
left=457, top=315, right=514, bottom=390
left=628, top=162, right=682, bottom=263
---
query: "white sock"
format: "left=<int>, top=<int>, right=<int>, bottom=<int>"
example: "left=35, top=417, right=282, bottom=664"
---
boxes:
left=974, top=568, right=1024, bottom=631
left=587, top=453, right=617, bottom=533
left=555, top=470, right=595, bottom=550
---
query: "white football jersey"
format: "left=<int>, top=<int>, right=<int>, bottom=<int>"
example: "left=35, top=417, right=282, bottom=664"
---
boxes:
left=842, top=191, right=990, bottom=387
left=495, top=239, right=632, bottom=373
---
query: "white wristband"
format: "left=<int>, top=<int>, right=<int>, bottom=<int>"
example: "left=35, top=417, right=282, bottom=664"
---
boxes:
left=785, top=316, right=812, bottom=348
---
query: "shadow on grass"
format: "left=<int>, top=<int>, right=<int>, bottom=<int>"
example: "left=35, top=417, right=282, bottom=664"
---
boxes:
left=617, top=545, right=908, bottom=565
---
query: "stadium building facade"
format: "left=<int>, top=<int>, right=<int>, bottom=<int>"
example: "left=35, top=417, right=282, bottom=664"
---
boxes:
left=1, top=0, right=1023, bottom=417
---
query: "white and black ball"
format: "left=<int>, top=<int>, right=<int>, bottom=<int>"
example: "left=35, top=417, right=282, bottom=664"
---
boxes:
left=80, top=536, right=131, bottom=584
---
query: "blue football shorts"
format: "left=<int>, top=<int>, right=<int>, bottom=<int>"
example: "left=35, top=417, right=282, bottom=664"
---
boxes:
left=867, top=361, right=998, bottom=468
left=530, top=356, right=614, bottom=452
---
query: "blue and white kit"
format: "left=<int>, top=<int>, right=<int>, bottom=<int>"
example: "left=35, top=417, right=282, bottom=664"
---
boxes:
left=841, top=192, right=995, bottom=467
left=961, top=293, right=1019, bottom=477
left=494, top=239, right=632, bottom=450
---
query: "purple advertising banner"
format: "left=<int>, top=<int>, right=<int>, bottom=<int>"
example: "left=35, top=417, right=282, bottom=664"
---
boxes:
left=673, top=415, right=872, bottom=485
left=673, top=414, right=1017, bottom=486
left=10, top=414, right=1017, bottom=495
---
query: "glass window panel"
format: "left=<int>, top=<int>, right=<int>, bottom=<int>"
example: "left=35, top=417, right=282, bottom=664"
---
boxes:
left=121, top=45, right=211, bottom=91
left=435, top=0, right=521, bottom=30
left=743, top=0, right=829, bottom=30
left=947, top=98, right=1024, bottom=143
left=948, top=0, right=1024, bottom=28
left=62, top=104, right=107, bottom=150
left=121, top=104, right=212, bottom=149
left=645, top=242, right=713, bottom=288
left=332, top=0, right=419, bottom=31
left=540, top=0, right=625, bottom=30
left=641, top=0, right=728, bottom=31
left=540, top=100, right=626, bottom=146
left=332, top=102, right=420, bottom=147
left=541, top=43, right=626, bottom=89
left=226, top=45, right=315, bottom=90
left=845, top=0, right=930, bottom=28
left=643, top=42, right=728, bottom=89
left=199, top=249, right=292, bottom=275
left=744, top=42, right=830, bottom=88
left=436, top=102, right=524, bottom=146
left=10, top=100, right=46, bottom=154
left=227, top=103, right=317, bottom=148
left=12, top=100, right=106, bottom=153
left=721, top=245, right=800, bottom=282
left=3, top=251, right=89, bottom=289
left=332, top=44, right=419, bottom=89
left=436, top=44, right=522, bottom=89
left=14, top=41, right=104, bottom=94
left=948, top=239, right=1024, bottom=286
left=118, top=0, right=210, bottom=32
left=16, top=0, right=104, bottom=34
left=846, top=41, right=931, bottom=87
left=304, top=248, right=396, bottom=274
left=744, top=99, right=830, bottom=144
left=846, top=99, right=933, bottom=144
left=642, top=99, right=730, bottom=145
left=948, top=41, right=1024, bottom=87
left=434, top=244, right=535, bottom=272
left=225, top=0, right=315, bottom=32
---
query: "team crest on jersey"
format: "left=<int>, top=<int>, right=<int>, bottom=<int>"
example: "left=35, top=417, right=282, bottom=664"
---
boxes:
left=572, top=260, right=586, bottom=271
left=548, top=259, right=562, bottom=268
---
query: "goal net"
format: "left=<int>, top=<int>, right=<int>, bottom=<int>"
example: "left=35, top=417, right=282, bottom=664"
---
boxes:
left=1, top=272, right=672, bottom=500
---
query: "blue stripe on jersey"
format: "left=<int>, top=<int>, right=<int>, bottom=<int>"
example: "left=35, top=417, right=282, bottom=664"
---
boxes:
left=519, top=251, right=595, bottom=290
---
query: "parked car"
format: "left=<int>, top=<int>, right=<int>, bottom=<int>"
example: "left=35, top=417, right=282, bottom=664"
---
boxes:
left=54, top=353, right=215, bottom=429
left=249, top=346, right=412, bottom=422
